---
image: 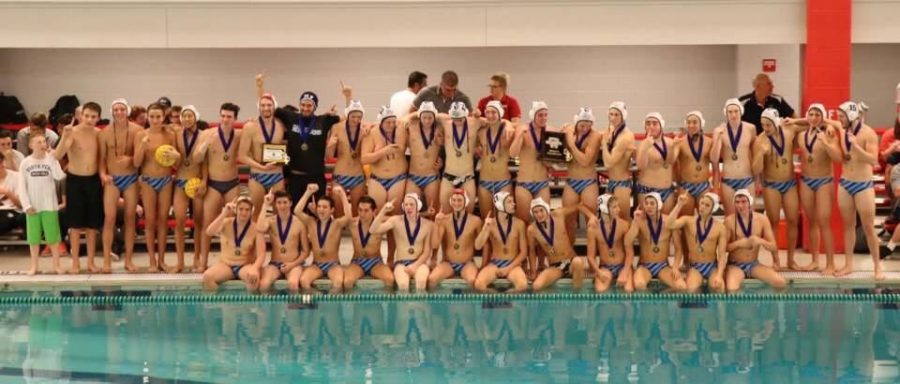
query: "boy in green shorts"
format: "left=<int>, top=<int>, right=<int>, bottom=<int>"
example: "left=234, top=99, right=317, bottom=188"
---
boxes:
left=17, top=134, right=66, bottom=275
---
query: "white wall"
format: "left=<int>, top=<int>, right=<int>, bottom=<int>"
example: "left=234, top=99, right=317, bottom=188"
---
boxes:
left=851, top=44, right=900, bottom=127
left=853, top=0, right=900, bottom=43
left=0, top=46, right=738, bottom=131
left=735, top=44, right=803, bottom=117
left=0, top=0, right=807, bottom=48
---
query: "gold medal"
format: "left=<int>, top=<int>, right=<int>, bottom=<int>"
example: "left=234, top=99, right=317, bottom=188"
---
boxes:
left=698, top=247, right=704, bottom=253
left=301, top=143, right=309, bottom=151
left=781, top=158, right=788, bottom=165
left=549, top=248, right=557, bottom=256
left=609, top=250, right=614, bottom=258
left=807, top=155, right=813, bottom=163
left=408, top=247, right=415, bottom=255
left=455, top=150, right=462, bottom=157
left=453, top=243, right=460, bottom=250
left=652, top=246, right=660, bottom=253
left=234, top=249, right=241, bottom=256
left=662, top=163, right=668, bottom=169
left=223, top=154, right=229, bottom=161
left=361, top=250, right=367, bottom=258
left=731, top=154, right=738, bottom=161
left=351, top=152, right=357, bottom=159
left=184, top=160, right=191, bottom=167
left=490, top=156, right=497, bottom=163
left=280, top=247, right=286, bottom=254
left=844, top=154, right=851, bottom=162
left=695, top=165, right=702, bottom=171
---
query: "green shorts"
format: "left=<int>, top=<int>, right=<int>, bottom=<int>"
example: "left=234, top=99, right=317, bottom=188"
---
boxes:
left=26, top=211, right=61, bottom=246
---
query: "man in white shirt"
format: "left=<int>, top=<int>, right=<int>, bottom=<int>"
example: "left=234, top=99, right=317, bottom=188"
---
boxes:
left=389, top=71, right=427, bottom=116
left=0, top=130, right=25, bottom=171
left=0, top=151, right=24, bottom=235
left=16, top=113, right=59, bottom=157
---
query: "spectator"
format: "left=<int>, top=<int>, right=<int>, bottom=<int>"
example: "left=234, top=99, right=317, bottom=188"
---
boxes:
left=411, top=70, right=472, bottom=114
left=390, top=71, right=427, bottom=118
left=129, top=105, right=147, bottom=128
left=16, top=113, right=59, bottom=156
left=476, top=72, right=522, bottom=122
left=738, top=73, right=795, bottom=134
left=881, top=96, right=900, bottom=196
left=0, top=151, right=24, bottom=235
left=0, top=130, right=24, bottom=171
left=168, top=105, right=183, bottom=126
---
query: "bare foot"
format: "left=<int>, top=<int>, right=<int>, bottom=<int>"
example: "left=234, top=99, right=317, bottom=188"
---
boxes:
left=192, top=265, right=206, bottom=273
left=55, top=267, right=66, bottom=275
left=87, top=264, right=101, bottom=274
left=822, top=266, right=835, bottom=276
left=790, top=261, right=818, bottom=272
left=874, top=270, right=885, bottom=281
left=834, top=266, right=853, bottom=277
left=159, top=263, right=171, bottom=273
left=101, top=266, right=112, bottom=274
left=147, top=264, right=160, bottom=273
left=124, top=262, right=137, bottom=273
left=27, top=268, right=37, bottom=276
left=70, top=265, right=80, bottom=275
left=168, top=264, right=184, bottom=274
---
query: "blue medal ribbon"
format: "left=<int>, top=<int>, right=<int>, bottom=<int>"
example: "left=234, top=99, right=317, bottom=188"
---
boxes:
left=316, top=217, right=333, bottom=248
left=486, top=122, right=504, bottom=155
left=726, top=121, right=742, bottom=156
left=419, top=122, right=436, bottom=151
left=600, top=215, right=616, bottom=250
left=737, top=212, right=753, bottom=239
left=404, top=215, right=422, bottom=247
left=804, top=129, right=818, bottom=156
left=358, top=220, right=372, bottom=248
left=345, top=120, right=361, bottom=155
left=259, top=116, right=275, bottom=144
left=536, top=217, right=555, bottom=247
left=453, top=120, right=468, bottom=152
left=696, top=216, right=713, bottom=248
left=607, top=123, right=625, bottom=152
left=688, top=132, right=704, bottom=163
left=768, top=127, right=785, bottom=159
left=277, top=214, right=292, bottom=248
left=182, top=128, right=198, bottom=159
left=453, top=212, right=468, bottom=241
left=647, top=214, right=662, bottom=248
left=233, top=218, right=251, bottom=251
left=218, top=126, right=235, bottom=154
left=529, top=122, right=543, bottom=153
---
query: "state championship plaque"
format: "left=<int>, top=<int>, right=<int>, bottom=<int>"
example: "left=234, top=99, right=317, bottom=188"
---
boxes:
left=542, top=131, right=571, bottom=163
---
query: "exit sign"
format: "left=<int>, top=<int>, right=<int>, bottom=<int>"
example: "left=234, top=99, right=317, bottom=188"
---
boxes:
left=763, top=59, right=777, bottom=72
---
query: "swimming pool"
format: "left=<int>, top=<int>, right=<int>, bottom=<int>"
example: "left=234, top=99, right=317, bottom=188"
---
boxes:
left=0, top=285, right=898, bottom=383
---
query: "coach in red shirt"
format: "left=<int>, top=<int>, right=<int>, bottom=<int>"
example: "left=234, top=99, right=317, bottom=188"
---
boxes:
left=476, top=72, right=522, bottom=123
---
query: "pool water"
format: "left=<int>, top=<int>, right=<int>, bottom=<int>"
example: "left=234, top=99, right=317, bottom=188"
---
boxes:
left=0, top=291, right=898, bottom=383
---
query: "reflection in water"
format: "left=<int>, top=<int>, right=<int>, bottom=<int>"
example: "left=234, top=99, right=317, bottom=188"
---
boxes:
left=0, top=300, right=896, bottom=383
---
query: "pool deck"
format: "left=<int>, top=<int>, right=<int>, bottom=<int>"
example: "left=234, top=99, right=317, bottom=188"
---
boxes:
left=2, top=241, right=899, bottom=289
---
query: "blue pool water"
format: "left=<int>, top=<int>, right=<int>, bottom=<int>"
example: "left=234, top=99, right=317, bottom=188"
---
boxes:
left=0, top=289, right=898, bottom=383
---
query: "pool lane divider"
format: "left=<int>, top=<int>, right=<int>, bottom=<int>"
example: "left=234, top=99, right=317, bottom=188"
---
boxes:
left=0, top=291, right=898, bottom=305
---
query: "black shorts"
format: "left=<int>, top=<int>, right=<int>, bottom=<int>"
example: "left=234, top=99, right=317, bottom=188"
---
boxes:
left=66, top=173, right=104, bottom=230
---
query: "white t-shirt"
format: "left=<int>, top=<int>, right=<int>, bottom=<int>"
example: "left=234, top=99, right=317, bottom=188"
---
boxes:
left=389, top=89, right=417, bottom=116
left=17, top=155, right=66, bottom=212
left=3, top=149, right=25, bottom=171
left=0, top=170, right=22, bottom=212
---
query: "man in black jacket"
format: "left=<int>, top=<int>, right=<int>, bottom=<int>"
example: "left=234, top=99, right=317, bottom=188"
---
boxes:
left=274, top=85, right=352, bottom=209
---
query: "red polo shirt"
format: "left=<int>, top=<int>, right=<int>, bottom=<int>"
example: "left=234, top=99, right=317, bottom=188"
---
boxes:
left=477, top=95, right=522, bottom=120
